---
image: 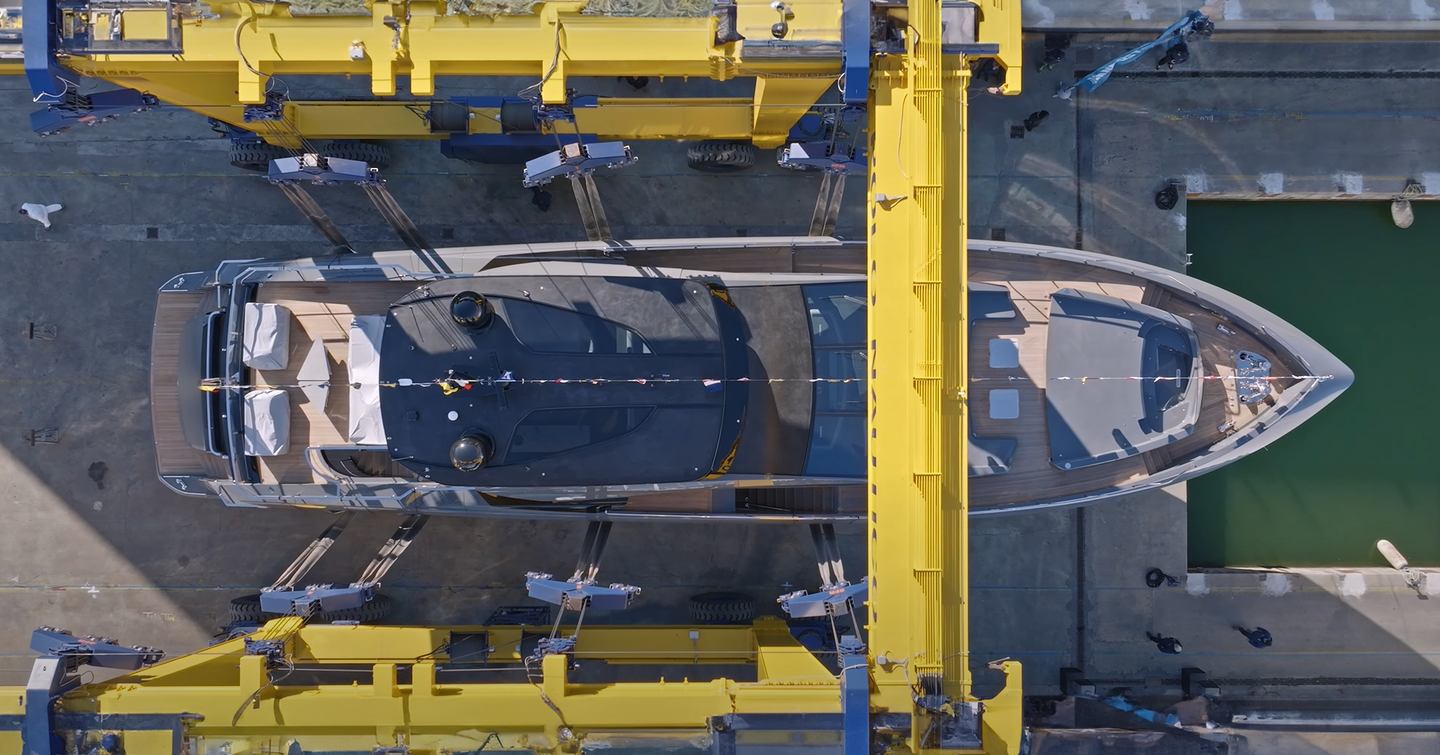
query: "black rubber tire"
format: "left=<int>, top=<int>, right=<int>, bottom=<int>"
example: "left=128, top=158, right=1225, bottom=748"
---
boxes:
left=689, top=592, right=757, bottom=624
left=227, top=593, right=394, bottom=626
left=228, top=143, right=292, bottom=171
left=323, top=140, right=392, bottom=169
left=685, top=141, right=757, bottom=173
left=228, top=594, right=268, bottom=625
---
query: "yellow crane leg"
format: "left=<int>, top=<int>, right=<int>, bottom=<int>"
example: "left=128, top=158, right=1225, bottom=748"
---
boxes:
left=752, top=75, right=840, bottom=148
left=974, top=0, right=1024, bottom=94
left=983, top=660, right=1026, bottom=755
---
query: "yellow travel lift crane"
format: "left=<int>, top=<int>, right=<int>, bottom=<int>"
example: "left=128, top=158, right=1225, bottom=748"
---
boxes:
left=3, top=0, right=1024, bottom=751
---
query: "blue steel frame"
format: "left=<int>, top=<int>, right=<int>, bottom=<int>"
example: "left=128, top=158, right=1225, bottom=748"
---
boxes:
left=840, top=0, right=870, bottom=104
left=22, top=0, right=159, bottom=135
left=839, top=634, right=869, bottom=754
left=22, top=629, right=164, bottom=755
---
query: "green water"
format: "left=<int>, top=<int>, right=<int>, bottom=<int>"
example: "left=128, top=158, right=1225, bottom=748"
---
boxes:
left=1185, top=201, right=1440, bottom=567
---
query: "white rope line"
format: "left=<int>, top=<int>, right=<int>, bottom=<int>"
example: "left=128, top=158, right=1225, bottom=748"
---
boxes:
left=975, top=373, right=1335, bottom=383
left=199, top=373, right=1338, bottom=392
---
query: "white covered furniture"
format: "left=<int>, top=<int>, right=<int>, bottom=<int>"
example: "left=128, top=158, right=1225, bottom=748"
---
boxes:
left=242, top=302, right=292, bottom=370
left=243, top=389, right=291, bottom=456
left=348, top=316, right=387, bottom=445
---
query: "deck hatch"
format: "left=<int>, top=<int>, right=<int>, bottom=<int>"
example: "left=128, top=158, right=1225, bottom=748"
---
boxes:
left=506, top=406, right=654, bottom=463
left=499, top=297, right=652, bottom=355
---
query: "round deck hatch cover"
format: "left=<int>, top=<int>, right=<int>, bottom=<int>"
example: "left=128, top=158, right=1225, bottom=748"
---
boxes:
left=450, top=434, right=493, bottom=471
left=450, top=291, right=493, bottom=328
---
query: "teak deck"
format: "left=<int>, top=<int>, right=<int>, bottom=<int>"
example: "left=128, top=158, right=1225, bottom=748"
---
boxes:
left=250, top=281, right=415, bottom=484
left=152, top=291, right=230, bottom=479
left=966, top=254, right=1287, bottom=508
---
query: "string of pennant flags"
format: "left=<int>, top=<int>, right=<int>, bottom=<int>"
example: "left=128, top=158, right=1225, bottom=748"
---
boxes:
left=199, top=371, right=1340, bottom=393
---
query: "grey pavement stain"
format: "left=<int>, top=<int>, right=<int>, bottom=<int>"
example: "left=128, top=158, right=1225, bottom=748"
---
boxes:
left=87, top=461, right=108, bottom=489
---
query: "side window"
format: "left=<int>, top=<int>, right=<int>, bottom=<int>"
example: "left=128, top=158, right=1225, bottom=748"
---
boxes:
left=802, top=283, right=867, bottom=477
left=507, top=406, right=654, bottom=463
left=500, top=297, right=652, bottom=355
left=805, top=286, right=867, bottom=346
left=814, top=348, right=866, bottom=413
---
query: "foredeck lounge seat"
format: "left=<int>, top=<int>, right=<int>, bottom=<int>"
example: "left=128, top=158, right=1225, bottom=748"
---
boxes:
left=348, top=316, right=386, bottom=445
left=296, top=338, right=331, bottom=407
left=243, top=389, right=291, bottom=456
left=241, top=302, right=292, bottom=370
left=1045, top=289, right=1201, bottom=470
left=969, top=282, right=1016, bottom=321
left=969, top=435, right=1017, bottom=476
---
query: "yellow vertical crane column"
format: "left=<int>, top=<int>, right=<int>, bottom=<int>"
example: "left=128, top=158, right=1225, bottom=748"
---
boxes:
left=865, top=0, right=975, bottom=748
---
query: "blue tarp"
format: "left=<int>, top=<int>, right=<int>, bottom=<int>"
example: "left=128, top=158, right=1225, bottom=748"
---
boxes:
left=1057, top=11, right=1211, bottom=100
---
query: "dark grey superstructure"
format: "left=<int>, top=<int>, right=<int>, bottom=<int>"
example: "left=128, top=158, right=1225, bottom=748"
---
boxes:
left=149, top=236, right=1352, bottom=521
left=380, top=276, right=747, bottom=487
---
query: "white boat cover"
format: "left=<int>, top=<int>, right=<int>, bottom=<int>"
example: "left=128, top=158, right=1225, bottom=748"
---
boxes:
left=242, top=302, right=292, bottom=370
left=348, top=316, right=387, bottom=444
left=243, top=389, right=291, bottom=456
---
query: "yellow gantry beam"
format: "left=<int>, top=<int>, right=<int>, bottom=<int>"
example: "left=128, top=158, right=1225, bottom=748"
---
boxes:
left=0, top=619, right=843, bottom=752
left=54, top=0, right=844, bottom=145
left=866, top=32, right=962, bottom=748
left=173, top=95, right=809, bottom=144
left=38, top=0, right=1019, bottom=146
left=866, top=0, right=1016, bottom=752
left=99, top=0, right=769, bottom=102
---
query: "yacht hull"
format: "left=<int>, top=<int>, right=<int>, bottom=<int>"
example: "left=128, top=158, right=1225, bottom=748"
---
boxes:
left=150, top=237, right=1351, bottom=521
